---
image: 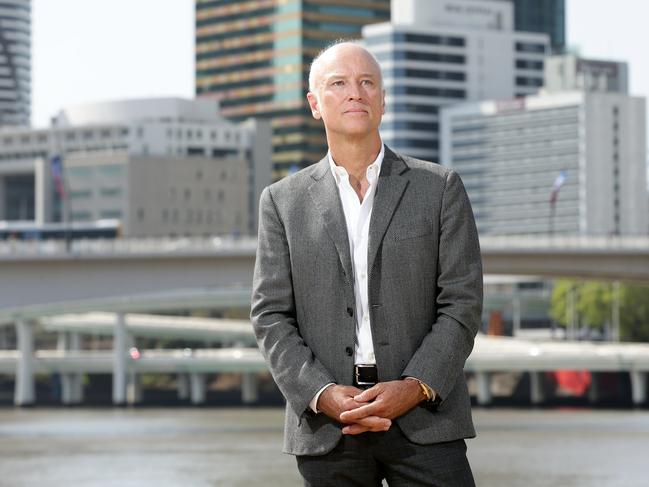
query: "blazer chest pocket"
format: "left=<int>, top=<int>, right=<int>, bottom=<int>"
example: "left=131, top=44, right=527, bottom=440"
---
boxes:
left=389, top=218, right=434, bottom=242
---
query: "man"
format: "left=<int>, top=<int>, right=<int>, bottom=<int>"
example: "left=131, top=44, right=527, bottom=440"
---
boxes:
left=251, top=41, right=482, bottom=486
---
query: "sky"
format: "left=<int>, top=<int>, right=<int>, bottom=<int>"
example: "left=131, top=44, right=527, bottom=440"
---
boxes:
left=31, top=0, right=649, bottom=130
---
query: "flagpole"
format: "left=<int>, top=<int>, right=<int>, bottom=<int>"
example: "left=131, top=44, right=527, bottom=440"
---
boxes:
left=549, top=199, right=555, bottom=236
left=548, top=171, right=566, bottom=237
left=63, top=166, right=71, bottom=252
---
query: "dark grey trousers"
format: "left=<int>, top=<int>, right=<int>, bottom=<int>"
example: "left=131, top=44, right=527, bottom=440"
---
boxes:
left=296, top=424, right=475, bottom=487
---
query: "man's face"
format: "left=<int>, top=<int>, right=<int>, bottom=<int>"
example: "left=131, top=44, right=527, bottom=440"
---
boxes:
left=307, top=45, right=385, bottom=138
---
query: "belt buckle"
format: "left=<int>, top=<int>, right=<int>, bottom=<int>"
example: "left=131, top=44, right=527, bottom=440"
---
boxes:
left=355, top=364, right=377, bottom=386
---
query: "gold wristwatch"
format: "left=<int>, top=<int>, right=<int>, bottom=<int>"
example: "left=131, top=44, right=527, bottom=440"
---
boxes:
left=409, top=378, right=434, bottom=402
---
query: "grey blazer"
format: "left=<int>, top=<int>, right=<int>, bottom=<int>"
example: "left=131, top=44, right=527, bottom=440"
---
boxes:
left=251, top=146, right=483, bottom=456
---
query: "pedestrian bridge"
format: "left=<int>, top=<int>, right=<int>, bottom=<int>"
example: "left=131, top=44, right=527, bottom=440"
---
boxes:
left=0, top=235, right=648, bottom=320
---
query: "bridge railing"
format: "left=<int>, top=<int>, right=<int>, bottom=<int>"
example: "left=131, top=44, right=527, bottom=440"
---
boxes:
left=0, top=236, right=258, bottom=258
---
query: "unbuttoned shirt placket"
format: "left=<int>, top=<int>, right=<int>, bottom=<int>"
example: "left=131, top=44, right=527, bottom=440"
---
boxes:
left=332, top=159, right=381, bottom=366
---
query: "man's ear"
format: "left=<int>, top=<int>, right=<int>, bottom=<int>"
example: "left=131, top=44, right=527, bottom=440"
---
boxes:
left=307, top=91, right=322, bottom=120
left=381, top=89, right=386, bottom=114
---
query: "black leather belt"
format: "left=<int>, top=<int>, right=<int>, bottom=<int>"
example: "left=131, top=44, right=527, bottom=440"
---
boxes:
left=354, top=364, right=378, bottom=388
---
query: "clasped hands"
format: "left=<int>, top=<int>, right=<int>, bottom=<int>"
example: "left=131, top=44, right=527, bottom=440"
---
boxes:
left=316, top=380, right=422, bottom=435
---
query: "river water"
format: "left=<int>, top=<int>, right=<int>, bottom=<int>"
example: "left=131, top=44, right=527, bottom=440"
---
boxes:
left=0, top=407, right=647, bottom=486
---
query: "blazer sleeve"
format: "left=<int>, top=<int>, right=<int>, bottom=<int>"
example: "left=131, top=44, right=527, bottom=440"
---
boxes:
left=250, top=187, right=336, bottom=417
left=401, top=170, right=483, bottom=403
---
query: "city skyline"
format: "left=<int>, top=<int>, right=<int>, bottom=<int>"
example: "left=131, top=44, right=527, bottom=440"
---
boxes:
left=29, top=0, right=649, bottom=133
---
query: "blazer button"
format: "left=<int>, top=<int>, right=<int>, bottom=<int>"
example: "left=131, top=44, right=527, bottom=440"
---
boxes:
left=346, top=307, right=354, bottom=317
left=345, top=347, right=353, bottom=356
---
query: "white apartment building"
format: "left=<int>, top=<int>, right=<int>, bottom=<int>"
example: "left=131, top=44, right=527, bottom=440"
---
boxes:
left=363, top=0, right=549, bottom=162
left=440, top=91, right=647, bottom=235
left=0, top=97, right=271, bottom=236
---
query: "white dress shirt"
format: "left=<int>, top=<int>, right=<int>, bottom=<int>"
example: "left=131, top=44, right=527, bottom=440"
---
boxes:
left=309, top=144, right=384, bottom=412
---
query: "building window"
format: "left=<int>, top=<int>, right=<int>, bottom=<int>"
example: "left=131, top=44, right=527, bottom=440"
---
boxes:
left=68, top=167, right=93, bottom=179
left=71, top=211, right=92, bottom=221
left=184, top=188, right=191, bottom=201
left=99, top=165, right=123, bottom=177
left=69, top=190, right=92, bottom=199
left=100, top=187, right=122, bottom=197
left=136, top=208, right=144, bottom=221
left=100, top=209, right=122, bottom=219
left=162, top=209, right=169, bottom=222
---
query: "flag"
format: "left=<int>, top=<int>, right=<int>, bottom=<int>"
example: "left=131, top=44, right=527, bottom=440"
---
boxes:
left=51, top=155, right=66, bottom=198
left=549, top=171, right=566, bottom=204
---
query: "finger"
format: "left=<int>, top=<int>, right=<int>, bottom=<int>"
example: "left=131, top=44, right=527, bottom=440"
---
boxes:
left=342, top=417, right=391, bottom=435
left=339, top=402, right=380, bottom=422
left=353, top=385, right=382, bottom=403
left=342, top=424, right=370, bottom=435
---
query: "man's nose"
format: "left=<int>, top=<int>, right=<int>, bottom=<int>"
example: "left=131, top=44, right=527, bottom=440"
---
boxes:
left=347, top=82, right=363, bottom=100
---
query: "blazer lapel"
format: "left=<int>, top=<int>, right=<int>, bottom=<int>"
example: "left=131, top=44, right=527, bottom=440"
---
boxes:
left=368, top=146, right=409, bottom=274
left=308, top=157, right=354, bottom=285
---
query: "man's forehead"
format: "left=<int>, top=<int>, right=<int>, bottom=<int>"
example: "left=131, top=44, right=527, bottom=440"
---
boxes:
left=324, top=71, right=379, bottom=79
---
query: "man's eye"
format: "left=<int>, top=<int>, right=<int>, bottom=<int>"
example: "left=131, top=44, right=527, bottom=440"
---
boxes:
left=332, top=80, right=344, bottom=86
left=361, top=80, right=373, bottom=86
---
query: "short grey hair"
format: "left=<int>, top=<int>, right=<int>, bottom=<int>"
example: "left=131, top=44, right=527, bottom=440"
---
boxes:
left=308, top=39, right=383, bottom=96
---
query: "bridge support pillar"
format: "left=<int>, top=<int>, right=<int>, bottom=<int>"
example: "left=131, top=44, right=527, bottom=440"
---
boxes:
left=62, top=374, right=84, bottom=405
left=476, top=372, right=492, bottom=406
left=14, top=319, right=35, bottom=406
left=512, top=294, right=521, bottom=336
left=177, top=373, right=189, bottom=400
left=530, top=371, right=545, bottom=405
left=190, top=373, right=206, bottom=404
left=59, top=332, right=84, bottom=405
left=588, top=372, right=600, bottom=404
left=630, top=371, right=647, bottom=405
left=0, top=325, right=9, bottom=349
left=113, top=313, right=127, bottom=405
left=127, top=372, right=142, bottom=405
left=242, top=372, right=258, bottom=404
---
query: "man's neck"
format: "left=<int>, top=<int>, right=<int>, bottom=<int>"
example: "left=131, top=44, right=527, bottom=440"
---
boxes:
left=328, top=132, right=383, bottom=182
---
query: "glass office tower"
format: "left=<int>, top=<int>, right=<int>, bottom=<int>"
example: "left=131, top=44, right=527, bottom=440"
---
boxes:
left=195, top=0, right=390, bottom=178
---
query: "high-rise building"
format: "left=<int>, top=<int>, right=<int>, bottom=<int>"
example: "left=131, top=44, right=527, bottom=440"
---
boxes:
left=440, top=91, right=647, bottom=236
left=195, top=0, right=390, bottom=178
left=545, top=54, right=629, bottom=94
left=364, top=0, right=549, bottom=163
left=0, top=0, right=31, bottom=126
left=508, top=0, right=565, bottom=54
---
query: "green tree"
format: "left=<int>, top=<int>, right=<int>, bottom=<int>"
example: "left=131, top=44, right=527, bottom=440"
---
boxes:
left=550, top=280, right=649, bottom=342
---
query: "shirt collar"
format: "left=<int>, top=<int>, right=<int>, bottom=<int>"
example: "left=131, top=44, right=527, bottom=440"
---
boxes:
left=328, top=143, right=385, bottom=186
